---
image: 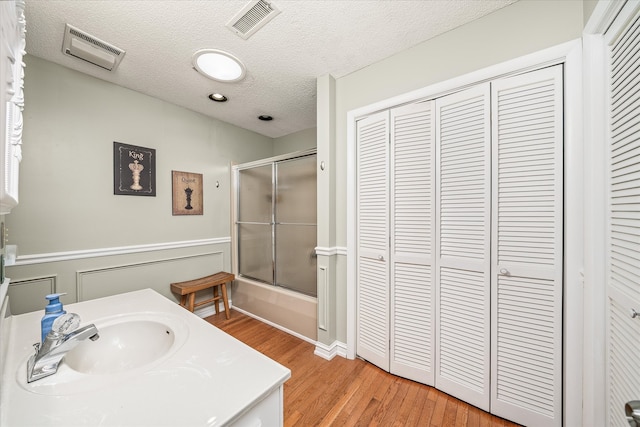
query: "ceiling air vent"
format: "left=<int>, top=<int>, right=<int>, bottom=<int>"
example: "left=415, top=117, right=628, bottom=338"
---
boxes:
left=226, top=0, right=281, bottom=40
left=62, top=24, right=125, bottom=72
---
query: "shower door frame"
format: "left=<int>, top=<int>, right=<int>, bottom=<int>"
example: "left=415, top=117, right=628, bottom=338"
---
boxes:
left=232, top=149, right=317, bottom=297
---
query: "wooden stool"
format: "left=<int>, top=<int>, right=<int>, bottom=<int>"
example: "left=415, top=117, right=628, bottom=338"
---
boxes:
left=170, top=272, right=234, bottom=319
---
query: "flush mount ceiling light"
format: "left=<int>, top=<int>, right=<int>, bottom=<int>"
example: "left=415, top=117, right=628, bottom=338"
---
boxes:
left=209, top=93, right=228, bottom=102
left=192, top=49, right=246, bottom=82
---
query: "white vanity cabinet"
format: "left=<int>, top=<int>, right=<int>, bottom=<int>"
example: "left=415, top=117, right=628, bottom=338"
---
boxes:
left=1, top=289, right=291, bottom=426
left=1, top=0, right=26, bottom=215
left=232, top=387, right=284, bottom=426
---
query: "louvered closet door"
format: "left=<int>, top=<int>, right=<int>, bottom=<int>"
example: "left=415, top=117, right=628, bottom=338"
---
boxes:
left=390, top=101, right=436, bottom=385
left=490, top=65, right=563, bottom=427
left=435, top=84, right=491, bottom=411
left=356, top=111, right=390, bottom=370
left=605, top=3, right=640, bottom=426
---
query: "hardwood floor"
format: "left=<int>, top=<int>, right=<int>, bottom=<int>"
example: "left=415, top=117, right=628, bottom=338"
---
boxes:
left=205, top=309, right=521, bottom=427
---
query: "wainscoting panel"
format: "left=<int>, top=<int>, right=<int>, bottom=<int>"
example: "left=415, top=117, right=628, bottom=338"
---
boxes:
left=318, top=266, right=328, bottom=331
left=77, top=251, right=224, bottom=302
left=8, top=275, right=56, bottom=315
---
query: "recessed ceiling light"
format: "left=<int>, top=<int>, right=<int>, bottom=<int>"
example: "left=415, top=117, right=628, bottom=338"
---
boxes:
left=209, top=93, right=228, bottom=102
left=258, top=115, right=273, bottom=121
left=192, top=49, right=246, bottom=82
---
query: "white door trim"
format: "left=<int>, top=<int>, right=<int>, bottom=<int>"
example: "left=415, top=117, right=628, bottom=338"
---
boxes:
left=581, top=2, right=630, bottom=426
left=346, top=39, right=583, bottom=425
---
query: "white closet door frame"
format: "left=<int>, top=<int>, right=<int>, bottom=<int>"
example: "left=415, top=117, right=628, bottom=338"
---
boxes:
left=355, top=111, right=390, bottom=370
left=346, top=39, right=583, bottom=426
left=583, top=1, right=631, bottom=425
left=434, top=83, right=492, bottom=411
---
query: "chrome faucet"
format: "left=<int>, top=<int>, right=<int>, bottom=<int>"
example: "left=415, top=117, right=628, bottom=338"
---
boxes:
left=27, top=313, right=99, bottom=383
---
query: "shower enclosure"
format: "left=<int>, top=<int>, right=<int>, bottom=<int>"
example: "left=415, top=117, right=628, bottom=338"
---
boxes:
left=234, top=151, right=317, bottom=297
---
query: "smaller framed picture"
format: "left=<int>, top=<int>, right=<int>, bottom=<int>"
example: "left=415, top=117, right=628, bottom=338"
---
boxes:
left=113, top=142, right=156, bottom=196
left=172, top=171, right=203, bottom=215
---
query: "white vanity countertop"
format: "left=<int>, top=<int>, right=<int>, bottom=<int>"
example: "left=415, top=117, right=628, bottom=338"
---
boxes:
left=0, top=289, right=291, bottom=426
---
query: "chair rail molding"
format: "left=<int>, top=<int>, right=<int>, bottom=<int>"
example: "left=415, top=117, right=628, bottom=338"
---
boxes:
left=314, top=246, right=347, bottom=257
left=13, top=237, right=231, bottom=265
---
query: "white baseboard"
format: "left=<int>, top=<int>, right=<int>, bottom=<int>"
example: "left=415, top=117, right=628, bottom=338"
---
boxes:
left=314, top=340, right=348, bottom=361
left=231, top=306, right=317, bottom=346
left=203, top=303, right=347, bottom=361
left=193, top=300, right=231, bottom=318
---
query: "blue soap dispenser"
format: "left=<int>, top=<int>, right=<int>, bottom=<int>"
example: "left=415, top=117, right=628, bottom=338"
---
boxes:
left=41, top=293, right=67, bottom=342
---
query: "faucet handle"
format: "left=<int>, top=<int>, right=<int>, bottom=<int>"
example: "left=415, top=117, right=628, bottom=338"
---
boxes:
left=52, top=313, right=81, bottom=335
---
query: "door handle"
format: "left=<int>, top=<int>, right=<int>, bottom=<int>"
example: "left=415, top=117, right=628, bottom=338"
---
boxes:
left=626, top=401, right=640, bottom=426
left=378, top=255, right=384, bottom=261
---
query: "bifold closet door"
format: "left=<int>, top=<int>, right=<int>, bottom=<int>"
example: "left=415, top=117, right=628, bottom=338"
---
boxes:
left=490, top=65, right=563, bottom=427
left=435, top=84, right=492, bottom=411
left=356, top=111, right=390, bottom=369
left=604, top=3, right=640, bottom=426
left=389, top=101, right=436, bottom=385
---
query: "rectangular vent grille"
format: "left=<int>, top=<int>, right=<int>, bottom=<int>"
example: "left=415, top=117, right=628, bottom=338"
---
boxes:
left=227, top=0, right=281, bottom=40
left=69, top=27, right=122, bottom=57
left=62, top=24, right=125, bottom=72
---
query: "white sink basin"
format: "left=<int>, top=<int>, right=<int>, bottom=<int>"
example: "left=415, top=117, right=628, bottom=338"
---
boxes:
left=64, top=319, right=177, bottom=375
left=17, top=312, right=189, bottom=395
left=4, top=289, right=291, bottom=426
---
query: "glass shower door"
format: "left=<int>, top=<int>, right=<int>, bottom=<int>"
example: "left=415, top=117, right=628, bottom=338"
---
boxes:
left=237, top=164, right=273, bottom=284
left=275, top=155, right=317, bottom=296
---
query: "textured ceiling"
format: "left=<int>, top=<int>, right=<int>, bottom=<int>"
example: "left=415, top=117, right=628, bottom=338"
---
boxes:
left=25, top=0, right=517, bottom=139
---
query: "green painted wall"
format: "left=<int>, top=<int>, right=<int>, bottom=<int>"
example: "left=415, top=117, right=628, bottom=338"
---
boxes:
left=6, top=0, right=590, bottom=338
left=5, top=56, right=274, bottom=311
left=272, top=127, right=316, bottom=156
left=328, top=0, right=585, bottom=343
left=583, top=0, right=599, bottom=25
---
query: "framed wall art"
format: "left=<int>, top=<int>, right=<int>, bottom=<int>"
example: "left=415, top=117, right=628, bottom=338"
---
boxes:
left=172, top=171, right=203, bottom=215
left=113, top=142, right=156, bottom=196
